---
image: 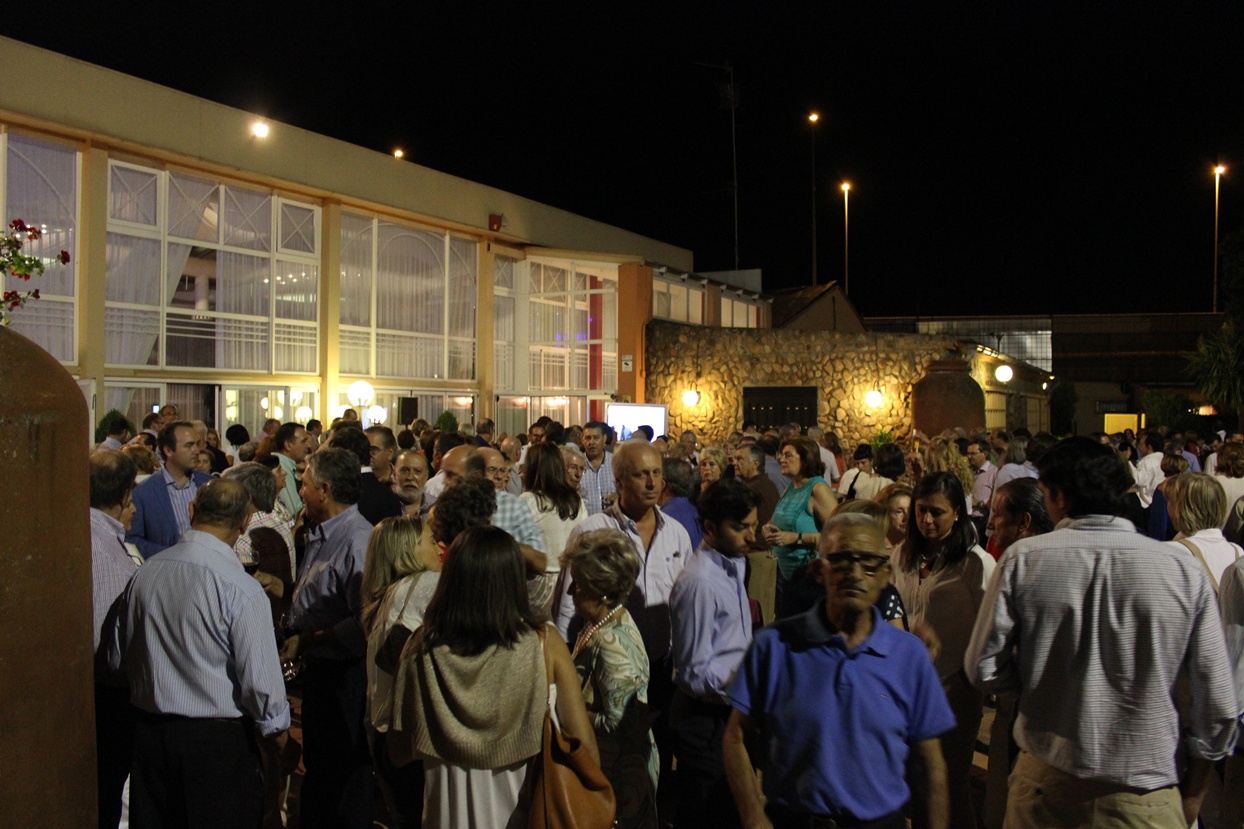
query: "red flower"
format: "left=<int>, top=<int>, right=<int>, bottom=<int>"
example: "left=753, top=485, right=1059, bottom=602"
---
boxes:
left=59, top=250, right=70, bottom=264
left=9, top=219, right=25, bottom=231
left=31, top=289, right=40, bottom=299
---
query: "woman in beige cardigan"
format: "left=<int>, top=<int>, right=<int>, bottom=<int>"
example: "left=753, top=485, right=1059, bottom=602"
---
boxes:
left=393, top=525, right=598, bottom=828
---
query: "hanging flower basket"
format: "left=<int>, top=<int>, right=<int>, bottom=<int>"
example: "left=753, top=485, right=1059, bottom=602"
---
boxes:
left=0, top=218, right=71, bottom=327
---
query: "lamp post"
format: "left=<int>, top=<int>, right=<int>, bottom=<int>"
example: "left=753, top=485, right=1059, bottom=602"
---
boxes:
left=1214, top=165, right=1226, bottom=313
left=809, top=112, right=819, bottom=285
left=841, top=182, right=850, bottom=296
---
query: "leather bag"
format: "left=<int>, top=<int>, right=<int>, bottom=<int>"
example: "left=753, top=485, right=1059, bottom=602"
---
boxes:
left=528, top=627, right=617, bottom=829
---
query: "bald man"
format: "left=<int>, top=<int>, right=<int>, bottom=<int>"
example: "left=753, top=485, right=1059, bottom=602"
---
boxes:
left=500, top=436, right=524, bottom=495
left=439, top=445, right=546, bottom=569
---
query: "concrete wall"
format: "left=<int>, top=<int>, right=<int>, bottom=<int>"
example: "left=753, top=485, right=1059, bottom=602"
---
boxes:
left=645, top=320, right=967, bottom=447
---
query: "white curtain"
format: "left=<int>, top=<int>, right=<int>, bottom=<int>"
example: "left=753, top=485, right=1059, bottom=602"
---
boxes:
left=109, top=165, right=158, bottom=227
left=221, top=185, right=271, bottom=251
left=168, top=172, right=219, bottom=243
left=104, top=233, right=162, bottom=366
left=339, top=213, right=373, bottom=327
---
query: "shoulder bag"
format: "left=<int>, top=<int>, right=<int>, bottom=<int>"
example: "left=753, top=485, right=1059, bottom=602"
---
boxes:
left=528, top=626, right=617, bottom=829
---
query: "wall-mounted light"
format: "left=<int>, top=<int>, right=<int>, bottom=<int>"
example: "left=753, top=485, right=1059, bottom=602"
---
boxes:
left=865, top=389, right=883, bottom=408
left=393, top=148, right=404, bottom=159
left=348, top=380, right=376, bottom=407
left=251, top=121, right=269, bottom=138
left=683, top=389, right=701, bottom=407
left=995, top=365, right=1013, bottom=383
left=1041, top=382, right=1048, bottom=391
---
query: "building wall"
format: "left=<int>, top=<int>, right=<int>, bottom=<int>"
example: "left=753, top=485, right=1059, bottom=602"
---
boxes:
left=645, top=320, right=967, bottom=446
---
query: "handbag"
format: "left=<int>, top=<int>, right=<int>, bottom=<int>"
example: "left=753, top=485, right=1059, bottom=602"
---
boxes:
left=528, top=626, right=617, bottom=829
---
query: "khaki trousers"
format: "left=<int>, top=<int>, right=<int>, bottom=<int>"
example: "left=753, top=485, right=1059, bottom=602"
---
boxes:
left=1004, top=753, right=1185, bottom=829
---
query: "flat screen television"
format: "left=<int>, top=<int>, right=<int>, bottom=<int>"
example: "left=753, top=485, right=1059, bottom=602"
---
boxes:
left=605, top=403, right=667, bottom=442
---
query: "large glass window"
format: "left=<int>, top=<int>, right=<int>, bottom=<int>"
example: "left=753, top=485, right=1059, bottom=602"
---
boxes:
left=653, top=277, right=704, bottom=324
left=2, top=134, right=79, bottom=361
left=721, top=295, right=760, bottom=328
left=104, top=161, right=321, bottom=373
left=338, top=212, right=477, bottom=381
left=527, top=259, right=617, bottom=394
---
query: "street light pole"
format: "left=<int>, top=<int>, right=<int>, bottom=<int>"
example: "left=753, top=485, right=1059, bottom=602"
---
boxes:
left=809, top=112, right=819, bottom=285
left=1214, top=164, right=1226, bottom=313
left=841, top=182, right=850, bottom=296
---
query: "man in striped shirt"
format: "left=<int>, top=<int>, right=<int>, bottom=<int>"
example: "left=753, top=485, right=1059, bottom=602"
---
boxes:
left=109, top=478, right=290, bottom=827
left=966, top=436, right=1239, bottom=828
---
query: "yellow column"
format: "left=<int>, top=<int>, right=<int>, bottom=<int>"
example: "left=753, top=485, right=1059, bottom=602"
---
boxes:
left=319, top=201, right=341, bottom=420
left=616, top=262, right=653, bottom=403
left=77, top=145, right=108, bottom=397
left=477, top=242, right=496, bottom=421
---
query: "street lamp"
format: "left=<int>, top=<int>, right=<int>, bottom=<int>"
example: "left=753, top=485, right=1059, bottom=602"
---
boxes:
left=841, top=182, right=851, bottom=296
left=1214, top=164, right=1226, bottom=313
left=809, top=112, right=819, bottom=285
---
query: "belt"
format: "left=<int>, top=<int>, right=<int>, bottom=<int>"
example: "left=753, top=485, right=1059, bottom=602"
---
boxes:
left=766, top=802, right=903, bottom=829
left=678, top=688, right=730, bottom=707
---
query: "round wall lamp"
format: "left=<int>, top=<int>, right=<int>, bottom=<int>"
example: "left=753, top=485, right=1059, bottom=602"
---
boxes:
left=295, top=405, right=313, bottom=422
left=995, top=365, right=1014, bottom=383
left=864, top=389, right=883, bottom=408
left=682, top=389, right=701, bottom=407
left=348, top=380, right=376, bottom=407
left=366, top=405, right=387, bottom=425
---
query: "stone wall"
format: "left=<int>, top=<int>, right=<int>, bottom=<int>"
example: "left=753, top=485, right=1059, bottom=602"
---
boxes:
left=645, top=320, right=971, bottom=447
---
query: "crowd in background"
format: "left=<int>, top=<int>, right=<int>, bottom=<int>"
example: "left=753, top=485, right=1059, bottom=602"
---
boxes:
left=88, top=405, right=1244, bottom=829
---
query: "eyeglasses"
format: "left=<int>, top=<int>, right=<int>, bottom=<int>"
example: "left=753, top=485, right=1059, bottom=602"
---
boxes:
left=823, top=551, right=890, bottom=575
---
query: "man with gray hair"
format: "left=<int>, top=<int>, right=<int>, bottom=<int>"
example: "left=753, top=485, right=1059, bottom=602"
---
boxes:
left=282, top=447, right=375, bottom=829
left=108, top=478, right=290, bottom=828
left=501, top=435, right=524, bottom=495
left=807, top=426, right=841, bottom=484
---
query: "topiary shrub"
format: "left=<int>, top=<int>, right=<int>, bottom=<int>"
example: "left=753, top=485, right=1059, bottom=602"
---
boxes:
left=434, top=410, right=459, bottom=435
left=95, top=409, right=135, bottom=443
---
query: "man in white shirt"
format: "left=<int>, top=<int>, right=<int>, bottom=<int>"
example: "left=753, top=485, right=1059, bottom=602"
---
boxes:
left=807, top=427, right=840, bottom=484
left=967, top=438, right=998, bottom=531
left=1134, top=430, right=1166, bottom=509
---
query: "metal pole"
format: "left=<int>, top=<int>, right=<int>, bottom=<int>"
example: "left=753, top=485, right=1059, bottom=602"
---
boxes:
left=729, top=65, right=739, bottom=271
left=810, top=126, right=817, bottom=285
left=843, top=186, right=849, bottom=296
left=1214, top=169, right=1222, bottom=313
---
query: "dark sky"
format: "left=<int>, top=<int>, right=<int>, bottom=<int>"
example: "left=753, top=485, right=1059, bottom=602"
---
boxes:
left=5, top=4, right=1243, bottom=317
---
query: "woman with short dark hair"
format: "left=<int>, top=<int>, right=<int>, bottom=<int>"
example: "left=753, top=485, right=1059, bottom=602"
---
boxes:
left=394, top=525, right=598, bottom=827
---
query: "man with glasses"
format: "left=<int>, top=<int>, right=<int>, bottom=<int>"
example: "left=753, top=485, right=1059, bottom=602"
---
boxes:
left=966, top=437, right=997, bottom=539
left=723, top=512, right=954, bottom=829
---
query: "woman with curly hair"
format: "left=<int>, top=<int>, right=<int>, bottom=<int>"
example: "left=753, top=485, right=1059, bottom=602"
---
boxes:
left=922, top=436, right=975, bottom=513
left=562, top=528, right=658, bottom=829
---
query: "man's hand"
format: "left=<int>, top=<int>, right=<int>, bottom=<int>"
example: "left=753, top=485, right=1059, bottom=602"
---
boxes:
left=253, top=571, right=284, bottom=599
left=1179, top=757, right=1212, bottom=826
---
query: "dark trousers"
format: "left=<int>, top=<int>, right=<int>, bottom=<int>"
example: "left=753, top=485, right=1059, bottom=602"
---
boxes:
left=767, top=802, right=905, bottom=829
left=648, top=654, right=677, bottom=820
left=95, top=683, right=134, bottom=829
left=369, top=727, right=424, bottom=829
left=299, top=657, right=374, bottom=829
left=129, top=711, right=263, bottom=829
left=669, top=690, right=741, bottom=829
left=778, top=564, right=822, bottom=619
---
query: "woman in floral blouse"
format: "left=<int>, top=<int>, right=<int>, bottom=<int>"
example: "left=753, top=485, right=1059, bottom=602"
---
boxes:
left=561, top=528, right=658, bottom=829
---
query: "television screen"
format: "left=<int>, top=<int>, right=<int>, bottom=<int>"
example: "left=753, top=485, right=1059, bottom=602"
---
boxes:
left=605, top=403, right=667, bottom=443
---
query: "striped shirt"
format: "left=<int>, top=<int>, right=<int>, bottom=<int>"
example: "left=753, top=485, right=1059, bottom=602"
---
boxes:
left=578, top=451, right=615, bottom=516
left=493, top=490, right=544, bottom=551
left=1220, top=559, right=1244, bottom=710
left=161, top=466, right=199, bottom=538
left=90, top=508, right=138, bottom=652
left=966, top=515, right=1239, bottom=788
left=108, top=529, right=290, bottom=736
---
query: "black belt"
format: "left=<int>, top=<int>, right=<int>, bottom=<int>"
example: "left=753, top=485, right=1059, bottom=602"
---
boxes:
left=766, top=802, right=904, bottom=829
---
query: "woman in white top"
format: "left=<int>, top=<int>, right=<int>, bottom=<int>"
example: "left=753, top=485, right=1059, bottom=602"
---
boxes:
left=838, top=445, right=890, bottom=502
left=893, top=471, right=995, bottom=829
left=520, top=442, right=588, bottom=569
left=1213, top=443, right=1244, bottom=523
left=1165, top=472, right=1243, bottom=592
left=361, top=515, right=441, bottom=829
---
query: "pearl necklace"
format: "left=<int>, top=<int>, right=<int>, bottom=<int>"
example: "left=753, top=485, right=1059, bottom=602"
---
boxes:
left=573, top=606, right=623, bottom=658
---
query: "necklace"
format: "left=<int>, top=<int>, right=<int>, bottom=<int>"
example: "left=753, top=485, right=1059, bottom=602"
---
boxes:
left=573, top=605, right=623, bottom=658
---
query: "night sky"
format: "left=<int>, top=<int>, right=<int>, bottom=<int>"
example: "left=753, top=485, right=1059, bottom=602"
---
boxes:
left=4, top=4, right=1242, bottom=317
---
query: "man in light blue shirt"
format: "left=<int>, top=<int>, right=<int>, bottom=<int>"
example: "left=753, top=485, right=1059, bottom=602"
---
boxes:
left=109, top=478, right=289, bottom=828
left=579, top=421, right=617, bottom=515
left=282, top=446, right=375, bottom=829
left=272, top=421, right=313, bottom=517
left=670, top=479, right=760, bottom=829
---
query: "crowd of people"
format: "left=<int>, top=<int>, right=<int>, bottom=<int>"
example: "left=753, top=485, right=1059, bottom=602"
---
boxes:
left=88, top=407, right=1244, bottom=829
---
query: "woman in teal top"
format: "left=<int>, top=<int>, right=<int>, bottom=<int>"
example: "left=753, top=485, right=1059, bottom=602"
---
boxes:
left=762, top=436, right=838, bottom=617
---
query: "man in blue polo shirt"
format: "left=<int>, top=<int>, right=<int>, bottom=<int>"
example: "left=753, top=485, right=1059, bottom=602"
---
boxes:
left=723, top=512, right=954, bottom=829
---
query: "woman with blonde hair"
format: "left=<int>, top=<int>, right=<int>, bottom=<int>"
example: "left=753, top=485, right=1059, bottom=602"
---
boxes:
left=362, top=515, right=440, bottom=829
left=697, top=446, right=727, bottom=496
left=924, top=436, right=975, bottom=502
left=562, top=528, right=658, bottom=829
left=1164, top=472, right=1241, bottom=593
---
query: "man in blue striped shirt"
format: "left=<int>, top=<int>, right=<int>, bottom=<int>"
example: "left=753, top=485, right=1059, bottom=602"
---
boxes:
left=109, top=477, right=290, bottom=828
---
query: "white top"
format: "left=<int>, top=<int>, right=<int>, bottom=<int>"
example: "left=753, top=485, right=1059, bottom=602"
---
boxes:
left=1165, top=529, right=1243, bottom=591
left=519, top=492, right=588, bottom=571
left=837, top=468, right=890, bottom=502
left=1205, top=452, right=1219, bottom=476
left=367, top=572, right=440, bottom=732
left=818, top=446, right=840, bottom=482
left=1215, top=475, right=1244, bottom=525
left=1135, top=452, right=1165, bottom=508
left=895, top=544, right=996, bottom=682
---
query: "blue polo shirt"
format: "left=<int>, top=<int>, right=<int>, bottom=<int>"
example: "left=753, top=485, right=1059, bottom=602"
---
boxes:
left=727, top=602, right=954, bottom=820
